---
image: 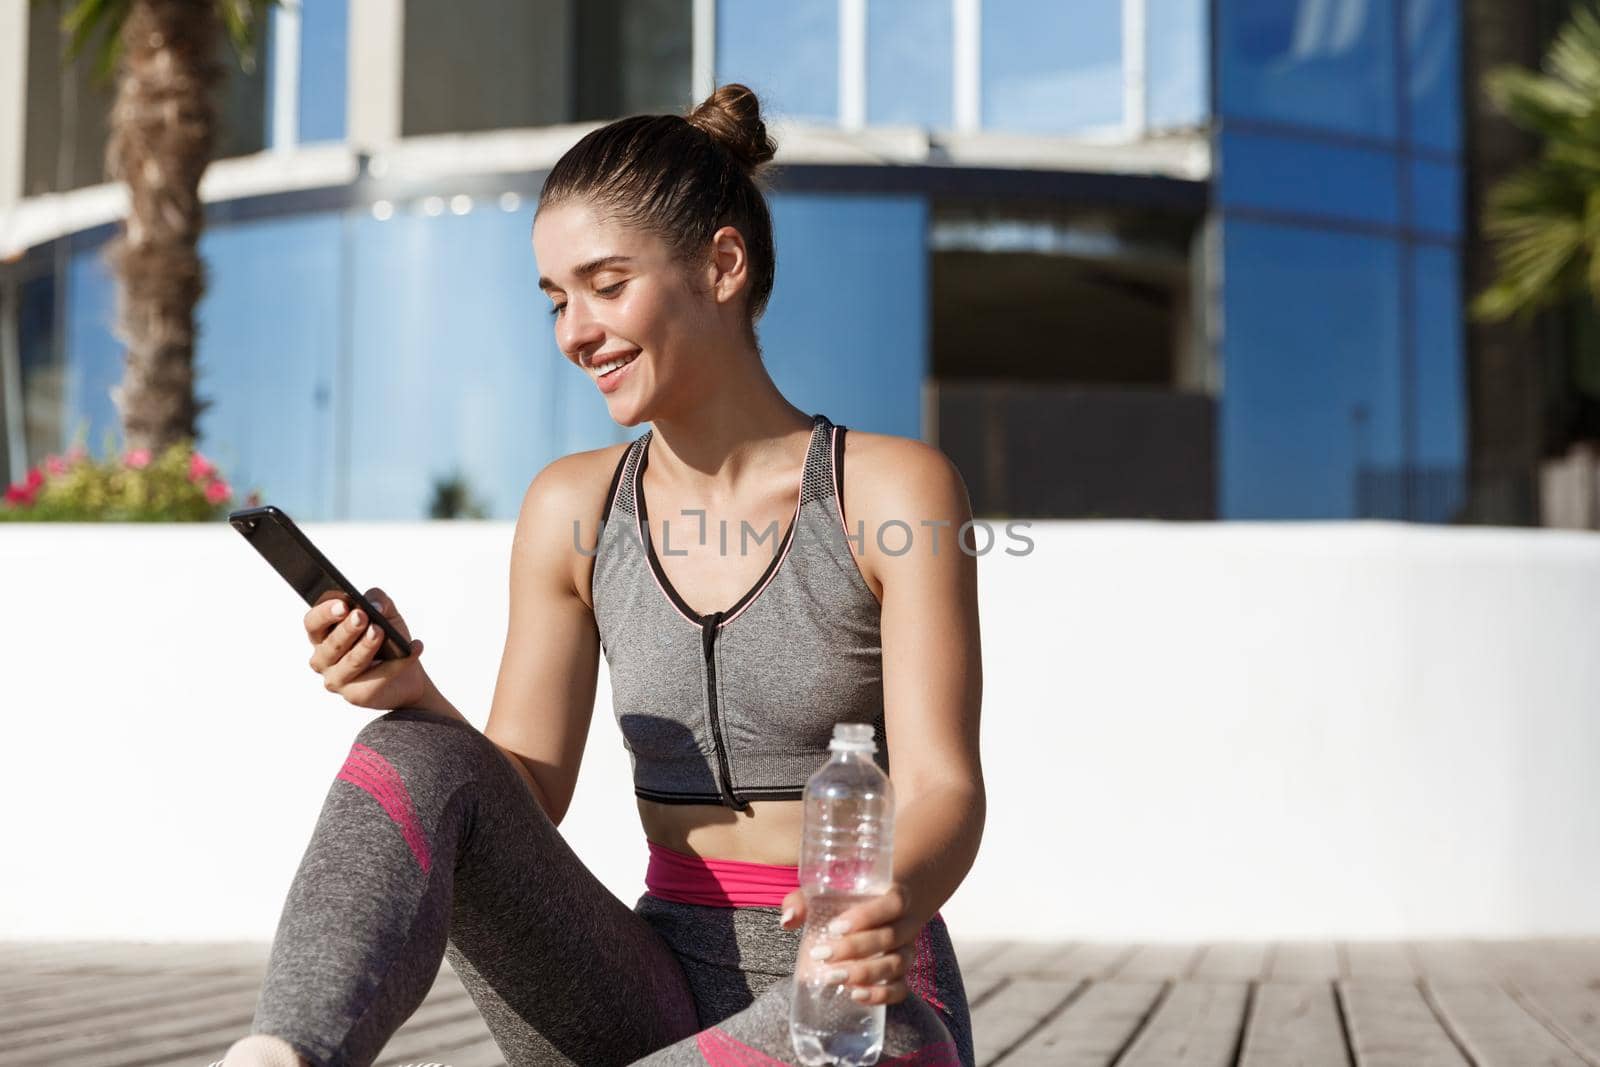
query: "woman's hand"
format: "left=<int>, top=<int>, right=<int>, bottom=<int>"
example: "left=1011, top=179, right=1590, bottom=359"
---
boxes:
left=303, top=587, right=430, bottom=711
left=778, top=881, right=918, bottom=1006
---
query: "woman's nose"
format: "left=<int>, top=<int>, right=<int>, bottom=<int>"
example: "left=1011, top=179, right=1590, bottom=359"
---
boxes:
left=557, top=300, right=603, bottom=358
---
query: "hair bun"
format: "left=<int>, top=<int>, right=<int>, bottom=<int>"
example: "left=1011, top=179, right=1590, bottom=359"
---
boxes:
left=687, top=83, right=777, bottom=175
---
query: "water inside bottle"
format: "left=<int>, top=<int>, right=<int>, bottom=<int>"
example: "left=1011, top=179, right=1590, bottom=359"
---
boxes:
left=790, top=891, right=887, bottom=1066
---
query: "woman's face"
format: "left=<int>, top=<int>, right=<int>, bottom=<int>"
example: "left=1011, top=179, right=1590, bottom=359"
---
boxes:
left=533, top=199, right=720, bottom=425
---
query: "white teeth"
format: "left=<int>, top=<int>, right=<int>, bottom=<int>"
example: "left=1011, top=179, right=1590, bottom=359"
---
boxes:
left=592, top=353, right=637, bottom=378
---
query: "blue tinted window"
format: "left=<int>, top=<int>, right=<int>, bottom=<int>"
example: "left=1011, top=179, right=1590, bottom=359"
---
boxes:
left=1412, top=244, right=1466, bottom=521
left=982, top=0, right=1122, bottom=133
left=1221, top=220, right=1404, bottom=519
left=717, top=0, right=838, bottom=123
left=1405, top=0, right=1461, bottom=153
left=1147, top=0, right=1209, bottom=129
left=18, top=275, right=62, bottom=465
left=1407, top=158, right=1461, bottom=239
left=348, top=199, right=559, bottom=519
left=64, top=244, right=119, bottom=456
left=867, top=0, right=952, bottom=128
left=299, top=0, right=349, bottom=143
left=1219, top=0, right=1398, bottom=139
left=761, top=194, right=927, bottom=437
left=194, top=213, right=344, bottom=518
left=1219, top=129, right=1400, bottom=227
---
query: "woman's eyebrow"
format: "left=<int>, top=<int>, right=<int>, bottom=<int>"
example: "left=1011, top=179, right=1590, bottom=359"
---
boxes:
left=538, top=255, right=635, bottom=292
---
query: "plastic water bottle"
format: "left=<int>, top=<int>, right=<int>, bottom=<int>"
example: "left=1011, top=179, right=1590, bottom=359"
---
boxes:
left=789, top=723, right=895, bottom=1066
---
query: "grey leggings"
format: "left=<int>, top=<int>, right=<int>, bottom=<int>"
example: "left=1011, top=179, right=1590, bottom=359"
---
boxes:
left=251, top=707, right=974, bottom=1067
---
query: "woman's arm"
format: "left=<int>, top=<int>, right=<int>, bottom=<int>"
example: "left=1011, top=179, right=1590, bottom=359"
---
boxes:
left=418, top=451, right=616, bottom=828
left=780, top=433, right=985, bottom=1005
left=865, top=435, right=986, bottom=932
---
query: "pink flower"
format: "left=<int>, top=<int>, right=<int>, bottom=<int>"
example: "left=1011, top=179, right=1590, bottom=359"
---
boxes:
left=188, top=453, right=217, bottom=482
left=24, top=467, right=43, bottom=489
left=45, top=454, right=68, bottom=476
left=124, top=448, right=152, bottom=469
left=66, top=444, right=87, bottom=462
left=204, top=479, right=232, bottom=504
left=4, top=483, right=36, bottom=507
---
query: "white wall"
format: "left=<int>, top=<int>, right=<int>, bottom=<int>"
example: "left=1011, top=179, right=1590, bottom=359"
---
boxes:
left=3, top=520, right=1598, bottom=943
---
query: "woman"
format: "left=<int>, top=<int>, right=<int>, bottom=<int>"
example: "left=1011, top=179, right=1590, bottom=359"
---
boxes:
left=220, top=84, right=985, bottom=1067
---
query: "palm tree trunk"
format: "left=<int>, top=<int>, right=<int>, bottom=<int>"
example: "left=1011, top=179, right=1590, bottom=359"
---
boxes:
left=103, top=0, right=223, bottom=455
left=1461, top=0, right=1561, bottom=524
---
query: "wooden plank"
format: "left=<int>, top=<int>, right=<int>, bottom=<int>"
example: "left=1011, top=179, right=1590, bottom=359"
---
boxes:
left=1425, top=980, right=1588, bottom=1067
left=1506, top=981, right=1600, bottom=1061
left=4, top=971, right=266, bottom=1031
left=1046, top=942, right=1139, bottom=981
left=372, top=1006, right=501, bottom=1066
left=405, top=1033, right=505, bottom=1067
left=3, top=978, right=471, bottom=1067
left=999, top=941, right=1084, bottom=978
left=1190, top=942, right=1271, bottom=982
left=1237, top=982, right=1348, bottom=1067
left=3, top=973, right=265, bottom=1044
left=1269, top=941, right=1341, bottom=981
left=1002, top=979, right=1166, bottom=1067
left=1486, top=940, right=1600, bottom=987
left=1117, top=981, right=1250, bottom=1067
left=962, top=972, right=1010, bottom=1009
left=1117, top=943, right=1205, bottom=981
left=1342, top=942, right=1416, bottom=981
left=1340, top=980, right=1470, bottom=1067
left=969, top=978, right=1082, bottom=1066
left=953, top=940, right=1004, bottom=972
left=1409, top=941, right=1493, bottom=983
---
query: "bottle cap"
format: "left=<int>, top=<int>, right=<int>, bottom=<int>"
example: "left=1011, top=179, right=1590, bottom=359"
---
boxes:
left=829, top=722, right=876, bottom=752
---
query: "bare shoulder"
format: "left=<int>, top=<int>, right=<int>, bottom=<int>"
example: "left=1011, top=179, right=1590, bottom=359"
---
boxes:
left=838, top=430, right=973, bottom=586
left=841, top=429, right=970, bottom=516
left=513, top=441, right=632, bottom=607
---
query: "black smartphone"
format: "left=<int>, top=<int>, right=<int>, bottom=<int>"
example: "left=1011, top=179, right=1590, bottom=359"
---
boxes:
left=229, top=504, right=413, bottom=662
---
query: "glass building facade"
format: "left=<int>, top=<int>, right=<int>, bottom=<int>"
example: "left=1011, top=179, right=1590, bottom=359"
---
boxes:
left=1, top=0, right=1465, bottom=523
left=1216, top=0, right=1466, bottom=521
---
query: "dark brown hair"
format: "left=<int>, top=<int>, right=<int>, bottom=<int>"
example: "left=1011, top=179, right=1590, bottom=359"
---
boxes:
left=537, top=84, right=779, bottom=331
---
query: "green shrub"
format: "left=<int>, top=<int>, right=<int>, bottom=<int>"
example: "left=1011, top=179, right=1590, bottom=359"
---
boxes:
left=0, top=430, right=260, bottom=522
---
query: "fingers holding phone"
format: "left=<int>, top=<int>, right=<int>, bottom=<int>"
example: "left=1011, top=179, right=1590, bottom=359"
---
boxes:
left=305, top=588, right=427, bottom=710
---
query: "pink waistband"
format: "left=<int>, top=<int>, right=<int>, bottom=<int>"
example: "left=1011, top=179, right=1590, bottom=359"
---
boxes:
left=644, top=839, right=800, bottom=908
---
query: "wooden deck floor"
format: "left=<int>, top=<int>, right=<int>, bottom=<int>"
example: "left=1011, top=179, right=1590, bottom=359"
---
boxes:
left=5, top=938, right=1600, bottom=1066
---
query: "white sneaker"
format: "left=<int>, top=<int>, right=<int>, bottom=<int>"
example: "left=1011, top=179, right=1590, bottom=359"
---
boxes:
left=214, top=1032, right=308, bottom=1067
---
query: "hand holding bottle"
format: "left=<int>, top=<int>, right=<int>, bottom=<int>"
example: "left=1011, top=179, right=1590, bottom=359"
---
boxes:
left=779, top=880, right=917, bottom=1006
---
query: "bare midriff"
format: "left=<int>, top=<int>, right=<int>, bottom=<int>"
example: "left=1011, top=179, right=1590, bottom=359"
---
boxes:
left=637, top=796, right=807, bottom=865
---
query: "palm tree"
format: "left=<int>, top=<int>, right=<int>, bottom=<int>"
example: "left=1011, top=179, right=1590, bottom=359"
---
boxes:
left=36, top=0, right=275, bottom=456
left=1474, top=4, right=1600, bottom=325
left=1463, top=0, right=1591, bottom=523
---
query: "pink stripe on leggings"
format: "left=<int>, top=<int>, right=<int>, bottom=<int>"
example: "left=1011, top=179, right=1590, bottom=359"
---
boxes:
left=879, top=1041, right=961, bottom=1065
left=695, top=1028, right=786, bottom=1066
left=336, top=742, right=432, bottom=874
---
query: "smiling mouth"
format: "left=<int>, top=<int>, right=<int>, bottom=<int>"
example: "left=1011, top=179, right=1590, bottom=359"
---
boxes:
left=589, top=352, right=639, bottom=379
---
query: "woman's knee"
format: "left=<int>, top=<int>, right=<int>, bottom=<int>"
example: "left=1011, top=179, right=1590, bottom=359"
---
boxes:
left=344, top=707, right=495, bottom=810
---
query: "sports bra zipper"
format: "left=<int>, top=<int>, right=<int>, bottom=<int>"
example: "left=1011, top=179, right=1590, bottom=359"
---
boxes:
left=700, top=610, right=748, bottom=811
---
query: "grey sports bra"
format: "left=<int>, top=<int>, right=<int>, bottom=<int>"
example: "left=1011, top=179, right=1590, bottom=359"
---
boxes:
left=590, top=412, right=887, bottom=810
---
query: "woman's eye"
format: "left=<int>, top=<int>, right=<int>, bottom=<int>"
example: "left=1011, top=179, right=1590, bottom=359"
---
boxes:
left=597, top=281, right=627, bottom=297
left=549, top=303, right=566, bottom=318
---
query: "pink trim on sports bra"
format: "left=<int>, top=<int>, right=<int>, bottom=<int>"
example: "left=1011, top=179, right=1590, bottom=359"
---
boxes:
left=644, top=839, right=800, bottom=908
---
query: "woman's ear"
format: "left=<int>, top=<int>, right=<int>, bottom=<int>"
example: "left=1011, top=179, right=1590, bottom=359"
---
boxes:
left=707, top=225, right=749, bottom=307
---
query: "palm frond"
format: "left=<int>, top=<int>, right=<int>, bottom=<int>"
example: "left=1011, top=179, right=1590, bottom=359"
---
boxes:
left=1476, top=0, right=1600, bottom=323
left=217, top=0, right=279, bottom=74
left=1548, top=3, right=1600, bottom=97
left=43, top=0, right=279, bottom=81
left=1485, top=67, right=1591, bottom=140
